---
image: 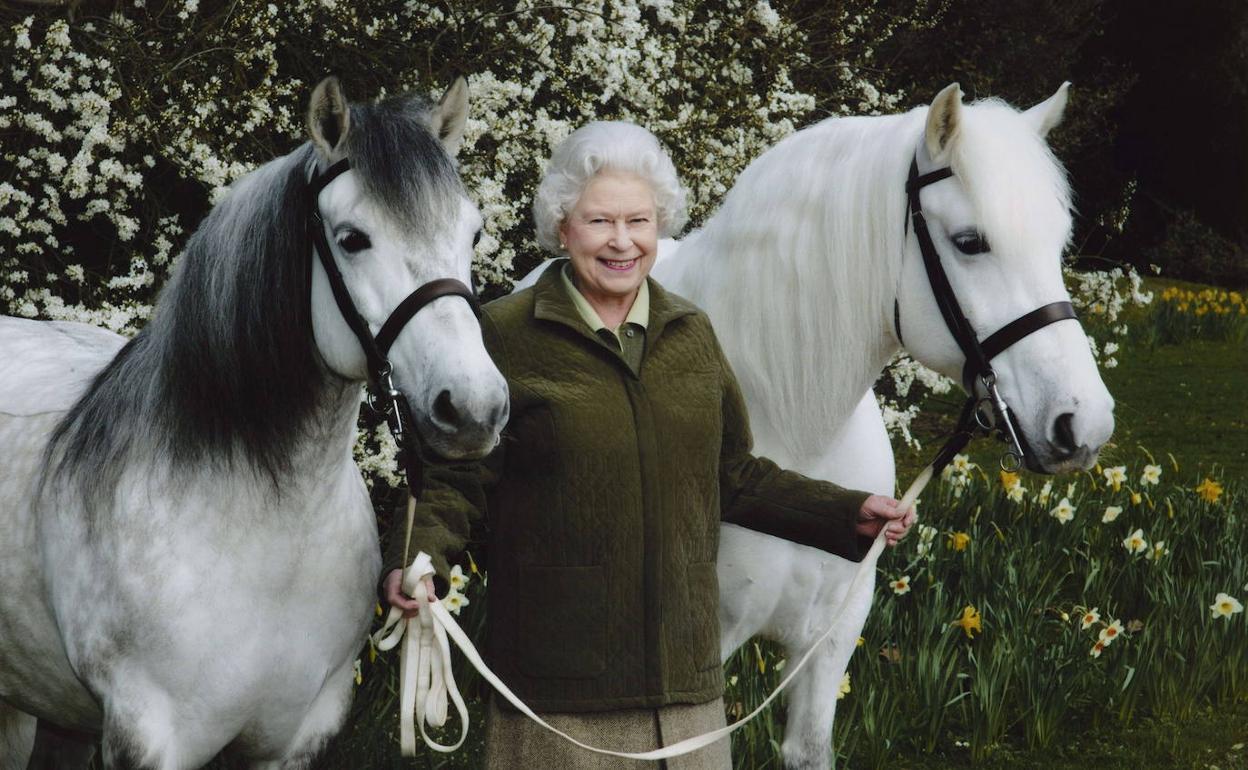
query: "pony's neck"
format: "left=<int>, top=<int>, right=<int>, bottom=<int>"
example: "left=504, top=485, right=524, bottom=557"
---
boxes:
left=658, top=115, right=918, bottom=460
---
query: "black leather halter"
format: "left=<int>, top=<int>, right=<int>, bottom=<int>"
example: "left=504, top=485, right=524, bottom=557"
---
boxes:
left=308, top=158, right=481, bottom=491
left=902, top=156, right=1078, bottom=472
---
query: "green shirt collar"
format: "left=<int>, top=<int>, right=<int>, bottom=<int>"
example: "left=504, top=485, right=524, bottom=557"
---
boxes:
left=560, top=261, right=649, bottom=333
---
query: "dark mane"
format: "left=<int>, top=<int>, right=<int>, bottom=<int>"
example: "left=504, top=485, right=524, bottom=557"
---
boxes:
left=46, top=93, right=462, bottom=511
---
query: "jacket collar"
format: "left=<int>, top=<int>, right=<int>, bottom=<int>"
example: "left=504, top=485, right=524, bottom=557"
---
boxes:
left=533, top=259, right=698, bottom=348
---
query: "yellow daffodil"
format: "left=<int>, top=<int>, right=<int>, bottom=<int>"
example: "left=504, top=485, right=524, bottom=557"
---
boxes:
left=1195, top=478, right=1223, bottom=503
left=948, top=532, right=971, bottom=551
left=1051, top=497, right=1076, bottom=524
left=890, top=575, right=912, bottom=595
left=1102, top=505, right=1122, bottom=523
left=1130, top=490, right=1143, bottom=506
left=1000, top=470, right=1019, bottom=489
left=368, top=637, right=378, bottom=663
left=1090, top=640, right=1106, bottom=658
left=1146, top=540, right=1169, bottom=561
left=951, top=605, right=982, bottom=639
left=1098, top=619, right=1124, bottom=645
left=449, top=564, right=469, bottom=592
left=1210, top=593, right=1244, bottom=620
left=1080, top=607, right=1100, bottom=630
left=442, top=590, right=470, bottom=616
left=374, top=602, right=383, bottom=617
left=857, top=636, right=865, bottom=647
left=467, top=551, right=479, bottom=575
left=1122, top=528, right=1148, bottom=555
left=1102, top=465, right=1127, bottom=492
left=1140, top=464, right=1162, bottom=486
left=837, top=672, right=851, bottom=699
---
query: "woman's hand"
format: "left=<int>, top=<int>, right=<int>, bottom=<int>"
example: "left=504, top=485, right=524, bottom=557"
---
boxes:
left=383, top=569, right=438, bottom=619
left=855, top=495, right=916, bottom=547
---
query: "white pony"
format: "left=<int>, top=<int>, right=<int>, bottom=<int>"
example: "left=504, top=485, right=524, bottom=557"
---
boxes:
left=517, top=83, right=1114, bottom=768
left=0, top=77, right=508, bottom=768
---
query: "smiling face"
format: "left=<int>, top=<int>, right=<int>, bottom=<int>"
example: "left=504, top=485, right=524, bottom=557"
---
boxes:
left=559, top=171, right=658, bottom=314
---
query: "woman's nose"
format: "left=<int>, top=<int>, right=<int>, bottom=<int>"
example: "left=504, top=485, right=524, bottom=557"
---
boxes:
left=609, top=222, right=632, bottom=250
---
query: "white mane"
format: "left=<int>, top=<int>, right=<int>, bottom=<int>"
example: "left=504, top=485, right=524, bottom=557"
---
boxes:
left=659, top=98, right=1073, bottom=461
left=660, top=111, right=920, bottom=460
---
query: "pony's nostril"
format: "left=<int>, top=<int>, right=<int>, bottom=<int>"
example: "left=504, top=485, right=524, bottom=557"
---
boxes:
left=1052, top=412, right=1077, bottom=454
left=432, top=389, right=460, bottom=428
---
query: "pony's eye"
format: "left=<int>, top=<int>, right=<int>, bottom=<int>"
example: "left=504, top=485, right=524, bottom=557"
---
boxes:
left=336, top=230, right=372, bottom=254
left=952, top=231, right=990, bottom=255
left=472, top=229, right=482, bottom=248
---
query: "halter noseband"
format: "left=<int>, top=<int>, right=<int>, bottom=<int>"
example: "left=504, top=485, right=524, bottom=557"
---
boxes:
left=902, top=156, right=1078, bottom=472
left=308, top=157, right=481, bottom=491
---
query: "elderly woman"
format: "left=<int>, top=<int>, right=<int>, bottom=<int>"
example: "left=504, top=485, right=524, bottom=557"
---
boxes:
left=381, top=122, right=913, bottom=768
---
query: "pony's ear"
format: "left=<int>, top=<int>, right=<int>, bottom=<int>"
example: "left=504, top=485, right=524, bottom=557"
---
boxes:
left=1023, top=82, right=1071, bottom=139
left=925, top=83, right=963, bottom=161
left=432, top=76, right=469, bottom=157
left=308, top=76, right=351, bottom=158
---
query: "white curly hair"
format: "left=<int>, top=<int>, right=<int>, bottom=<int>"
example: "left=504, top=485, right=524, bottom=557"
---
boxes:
left=532, top=121, right=688, bottom=253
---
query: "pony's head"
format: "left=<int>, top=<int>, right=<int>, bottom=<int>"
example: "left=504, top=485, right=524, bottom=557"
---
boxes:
left=895, top=83, right=1113, bottom=473
left=304, top=77, right=507, bottom=460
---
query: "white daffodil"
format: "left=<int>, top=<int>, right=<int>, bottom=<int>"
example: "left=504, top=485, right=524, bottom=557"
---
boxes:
left=449, top=564, right=469, bottom=592
left=1210, top=593, right=1244, bottom=620
left=1098, top=619, right=1124, bottom=645
left=837, top=671, right=851, bottom=699
left=442, top=590, right=470, bottom=616
left=1140, top=464, right=1162, bottom=486
left=1080, top=607, right=1100, bottom=630
left=890, top=575, right=911, bottom=595
left=1037, top=479, right=1053, bottom=505
left=1006, top=483, right=1026, bottom=503
left=951, top=454, right=975, bottom=473
left=1050, top=497, right=1076, bottom=524
left=1122, top=528, right=1148, bottom=555
left=916, top=524, right=937, bottom=557
left=1102, top=505, right=1123, bottom=523
left=1103, top=465, right=1127, bottom=492
left=1066, top=482, right=1078, bottom=499
left=1146, top=541, right=1169, bottom=561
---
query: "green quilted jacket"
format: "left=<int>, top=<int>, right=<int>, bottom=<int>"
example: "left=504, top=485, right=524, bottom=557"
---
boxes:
left=382, top=262, right=871, bottom=712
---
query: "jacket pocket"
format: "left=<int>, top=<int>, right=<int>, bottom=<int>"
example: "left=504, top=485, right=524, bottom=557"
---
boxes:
left=516, top=565, right=607, bottom=679
left=686, top=561, right=723, bottom=672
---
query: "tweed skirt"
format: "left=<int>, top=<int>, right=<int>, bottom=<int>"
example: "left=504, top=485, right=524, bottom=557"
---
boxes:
left=483, top=695, right=732, bottom=769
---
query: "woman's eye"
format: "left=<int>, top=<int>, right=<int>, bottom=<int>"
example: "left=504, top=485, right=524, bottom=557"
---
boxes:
left=952, top=231, right=990, bottom=255
left=337, top=230, right=372, bottom=254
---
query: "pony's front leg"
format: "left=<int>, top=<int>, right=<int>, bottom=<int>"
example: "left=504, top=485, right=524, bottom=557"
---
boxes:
left=0, top=701, right=36, bottom=770
left=778, top=642, right=845, bottom=770
left=247, top=659, right=355, bottom=770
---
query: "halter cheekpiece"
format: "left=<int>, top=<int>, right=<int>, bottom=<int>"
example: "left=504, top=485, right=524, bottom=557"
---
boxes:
left=308, top=157, right=481, bottom=492
left=902, top=156, right=1079, bottom=472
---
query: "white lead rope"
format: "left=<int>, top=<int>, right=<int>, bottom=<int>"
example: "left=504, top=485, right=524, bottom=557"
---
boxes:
left=374, top=468, right=931, bottom=760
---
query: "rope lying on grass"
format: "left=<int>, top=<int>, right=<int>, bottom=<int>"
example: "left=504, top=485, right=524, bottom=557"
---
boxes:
left=374, top=469, right=930, bottom=760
